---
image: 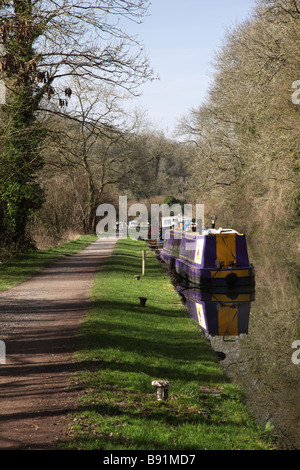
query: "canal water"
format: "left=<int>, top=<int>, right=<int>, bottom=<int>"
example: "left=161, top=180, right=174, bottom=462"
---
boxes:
left=178, top=241, right=300, bottom=450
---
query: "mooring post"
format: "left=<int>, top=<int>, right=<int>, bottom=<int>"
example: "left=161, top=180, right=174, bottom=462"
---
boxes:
left=151, top=380, right=170, bottom=400
left=139, top=296, right=147, bottom=307
left=142, top=250, right=146, bottom=275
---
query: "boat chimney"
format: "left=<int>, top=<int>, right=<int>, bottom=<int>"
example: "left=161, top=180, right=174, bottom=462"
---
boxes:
left=211, top=215, right=217, bottom=229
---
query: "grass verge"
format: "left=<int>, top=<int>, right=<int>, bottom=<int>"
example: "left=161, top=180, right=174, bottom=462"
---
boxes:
left=0, top=235, right=97, bottom=291
left=62, top=238, right=275, bottom=450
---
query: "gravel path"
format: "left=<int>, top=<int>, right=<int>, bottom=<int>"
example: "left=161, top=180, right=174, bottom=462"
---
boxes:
left=0, top=238, right=116, bottom=450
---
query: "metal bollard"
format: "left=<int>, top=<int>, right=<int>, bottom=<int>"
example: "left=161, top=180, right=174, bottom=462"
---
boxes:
left=151, top=380, right=170, bottom=400
left=139, top=296, right=147, bottom=307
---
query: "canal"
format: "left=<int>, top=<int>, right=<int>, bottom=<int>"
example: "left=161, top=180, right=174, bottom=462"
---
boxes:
left=178, top=241, right=300, bottom=450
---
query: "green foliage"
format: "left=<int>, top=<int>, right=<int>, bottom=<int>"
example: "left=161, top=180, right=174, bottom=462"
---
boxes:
left=0, top=1, right=46, bottom=251
left=0, top=115, right=45, bottom=249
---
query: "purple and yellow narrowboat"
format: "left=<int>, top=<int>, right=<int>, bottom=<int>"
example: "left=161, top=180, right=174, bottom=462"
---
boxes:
left=161, top=228, right=255, bottom=288
left=177, top=286, right=253, bottom=337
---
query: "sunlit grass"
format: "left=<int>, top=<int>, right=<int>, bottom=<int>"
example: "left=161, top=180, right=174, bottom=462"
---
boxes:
left=63, top=238, right=275, bottom=450
left=0, top=235, right=97, bottom=291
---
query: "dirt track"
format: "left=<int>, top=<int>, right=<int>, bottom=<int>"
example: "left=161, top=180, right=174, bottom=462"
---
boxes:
left=0, top=238, right=116, bottom=450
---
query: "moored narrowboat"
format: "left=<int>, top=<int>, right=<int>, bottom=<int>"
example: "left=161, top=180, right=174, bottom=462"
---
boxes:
left=161, top=227, right=255, bottom=288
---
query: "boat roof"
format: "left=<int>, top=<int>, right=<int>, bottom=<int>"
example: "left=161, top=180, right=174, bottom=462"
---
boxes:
left=169, top=228, right=243, bottom=237
left=202, top=228, right=240, bottom=235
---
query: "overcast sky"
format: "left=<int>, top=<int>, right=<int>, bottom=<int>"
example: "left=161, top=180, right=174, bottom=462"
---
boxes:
left=124, top=0, right=257, bottom=136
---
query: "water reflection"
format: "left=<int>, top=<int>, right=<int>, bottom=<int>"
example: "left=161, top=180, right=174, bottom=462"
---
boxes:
left=178, top=242, right=300, bottom=449
left=177, top=286, right=254, bottom=340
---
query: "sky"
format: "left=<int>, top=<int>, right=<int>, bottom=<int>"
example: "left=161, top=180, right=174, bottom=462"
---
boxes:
left=124, top=0, right=257, bottom=137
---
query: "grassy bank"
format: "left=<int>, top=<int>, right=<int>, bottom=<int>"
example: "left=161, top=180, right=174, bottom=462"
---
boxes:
left=62, top=238, right=275, bottom=450
left=0, top=235, right=97, bottom=291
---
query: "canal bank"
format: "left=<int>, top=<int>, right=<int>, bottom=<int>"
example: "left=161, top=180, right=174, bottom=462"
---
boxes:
left=206, top=242, right=300, bottom=450
left=61, top=238, right=275, bottom=450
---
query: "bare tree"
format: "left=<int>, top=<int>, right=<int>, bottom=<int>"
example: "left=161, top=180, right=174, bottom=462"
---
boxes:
left=42, top=81, right=159, bottom=233
left=178, top=0, right=300, bottom=235
left=0, top=0, right=153, bottom=252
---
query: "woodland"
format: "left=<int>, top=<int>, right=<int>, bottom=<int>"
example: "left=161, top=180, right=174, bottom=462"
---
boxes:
left=0, top=0, right=299, bottom=256
left=179, top=0, right=299, bottom=248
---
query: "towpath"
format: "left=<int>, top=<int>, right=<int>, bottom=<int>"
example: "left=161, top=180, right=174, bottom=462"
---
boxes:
left=0, top=238, right=117, bottom=449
